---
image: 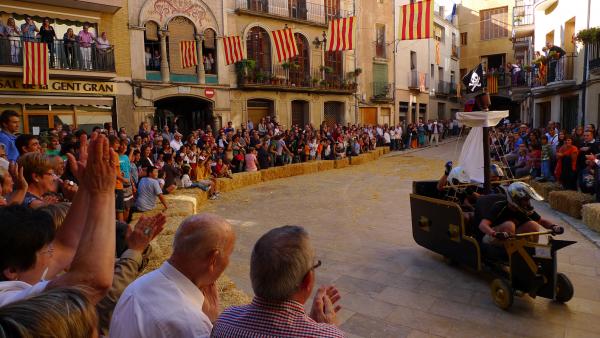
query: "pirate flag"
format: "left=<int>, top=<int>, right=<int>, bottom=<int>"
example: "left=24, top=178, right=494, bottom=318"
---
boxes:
left=462, top=63, right=484, bottom=94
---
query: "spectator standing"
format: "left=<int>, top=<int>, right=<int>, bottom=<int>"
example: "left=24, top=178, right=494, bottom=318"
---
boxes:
left=555, top=135, right=579, bottom=190
left=245, top=147, right=259, bottom=172
left=110, top=136, right=126, bottom=222
left=39, top=18, right=56, bottom=67
left=0, top=110, right=20, bottom=162
left=430, top=120, right=441, bottom=146
left=109, top=214, right=235, bottom=338
left=6, top=18, right=21, bottom=64
left=63, top=28, right=76, bottom=68
left=20, top=17, right=38, bottom=42
left=78, top=23, right=95, bottom=70
left=577, top=131, right=599, bottom=190
left=212, top=225, right=344, bottom=338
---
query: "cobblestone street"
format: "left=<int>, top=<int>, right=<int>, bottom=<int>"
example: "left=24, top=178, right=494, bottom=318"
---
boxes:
left=202, top=141, right=600, bottom=338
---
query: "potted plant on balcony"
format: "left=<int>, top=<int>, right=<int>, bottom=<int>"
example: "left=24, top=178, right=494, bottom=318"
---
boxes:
left=575, top=27, right=600, bottom=44
left=281, top=61, right=291, bottom=70
left=255, top=71, right=266, bottom=83
left=312, top=78, right=319, bottom=87
left=319, top=79, right=327, bottom=87
left=354, top=68, right=362, bottom=77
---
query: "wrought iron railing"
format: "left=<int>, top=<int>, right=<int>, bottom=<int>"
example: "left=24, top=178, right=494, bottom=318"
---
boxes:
left=588, top=41, right=600, bottom=72
left=408, top=70, right=428, bottom=90
left=237, top=63, right=356, bottom=91
left=372, top=82, right=392, bottom=100
left=235, top=0, right=352, bottom=25
left=375, top=42, right=387, bottom=59
left=437, top=81, right=450, bottom=94
left=0, top=37, right=116, bottom=72
left=513, top=5, right=534, bottom=27
left=507, top=53, right=577, bottom=88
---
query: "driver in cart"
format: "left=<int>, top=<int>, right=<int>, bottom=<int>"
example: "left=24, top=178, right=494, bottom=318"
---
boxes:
left=474, top=182, right=564, bottom=245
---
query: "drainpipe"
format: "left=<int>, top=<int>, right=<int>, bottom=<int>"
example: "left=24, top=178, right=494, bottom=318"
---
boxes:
left=354, top=0, right=359, bottom=124
left=580, top=0, right=591, bottom=126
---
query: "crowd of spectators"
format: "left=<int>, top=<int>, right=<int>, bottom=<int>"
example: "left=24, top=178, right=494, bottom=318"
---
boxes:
left=493, top=120, right=600, bottom=201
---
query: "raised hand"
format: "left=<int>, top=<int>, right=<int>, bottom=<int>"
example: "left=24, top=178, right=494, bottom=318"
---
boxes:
left=310, top=285, right=341, bottom=325
left=82, top=133, right=116, bottom=194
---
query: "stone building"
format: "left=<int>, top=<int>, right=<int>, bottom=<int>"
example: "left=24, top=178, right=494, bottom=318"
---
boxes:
left=0, top=0, right=131, bottom=134
left=394, top=0, right=462, bottom=124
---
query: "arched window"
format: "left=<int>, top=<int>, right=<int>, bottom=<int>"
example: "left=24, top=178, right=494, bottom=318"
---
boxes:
left=144, top=21, right=161, bottom=71
left=203, top=28, right=217, bottom=75
left=247, top=26, right=271, bottom=73
left=289, top=33, right=309, bottom=86
left=167, top=16, right=196, bottom=75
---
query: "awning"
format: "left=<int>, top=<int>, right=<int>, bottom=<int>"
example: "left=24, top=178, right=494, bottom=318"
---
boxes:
left=0, top=95, right=114, bottom=107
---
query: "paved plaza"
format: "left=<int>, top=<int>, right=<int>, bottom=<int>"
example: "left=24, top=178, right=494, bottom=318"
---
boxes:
left=202, top=141, right=600, bottom=338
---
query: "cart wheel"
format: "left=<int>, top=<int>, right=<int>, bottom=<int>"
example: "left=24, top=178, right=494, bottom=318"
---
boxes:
left=490, top=278, right=513, bottom=310
left=555, top=273, right=574, bottom=303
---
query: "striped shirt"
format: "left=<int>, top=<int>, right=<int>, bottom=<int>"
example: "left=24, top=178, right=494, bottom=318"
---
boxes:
left=211, top=297, right=344, bottom=338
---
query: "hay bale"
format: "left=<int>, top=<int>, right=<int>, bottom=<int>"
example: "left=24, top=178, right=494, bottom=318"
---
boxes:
left=301, top=161, right=320, bottom=175
left=548, top=190, right=596, bottom=219
left=582, top=203, right=600, bottom=233
left=334, top=158, right=350, bottom=169
left=287, top=163, right=305, bottom=177
left=530, top=181, right=563, bottom=201
left=317, top=160, right=334, bottom=171
left=261, top=167, right=285, bottom=181
left=381, top=147, right=390, bottom=154
left=217, top=171, right=262, bottom=192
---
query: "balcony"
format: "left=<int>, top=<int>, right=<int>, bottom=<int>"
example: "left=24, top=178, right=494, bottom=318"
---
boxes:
left=436, top=81, right=450, bottom=96
left=21, top=0, right=122, bottom=13
left=0, top=38, right=116, bottom=79
left=451, top=45, right=460, bottom=59
left=236, top=64, right=356, bottom=93
left=513, top=37, right=531, bottom=51
left=512, top=5, right=534, bottom=38
left=235, top=0, right=352, bottom=27
left=371, top=82, right=392, bottom=102
left=408, top=70, right=428, bottom=92
left=588, top=41, right=600, bottom=75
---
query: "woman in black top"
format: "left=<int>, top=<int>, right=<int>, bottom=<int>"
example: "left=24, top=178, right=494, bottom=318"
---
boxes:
left=63, top=28, right=76, bottom=69
left=39, top=18, right=56, bottom=67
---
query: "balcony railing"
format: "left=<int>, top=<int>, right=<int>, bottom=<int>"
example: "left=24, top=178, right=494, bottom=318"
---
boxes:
left=0, top=38, right=116, bottom=72
left=436, top=81, right=450, bottom=95
left=408, top=70, right=428, bottom=91
left=507, top=53, right=577, bottom=89
left=372, top=82, right=392, bottom=101
left=588, top=41, right=600, bottom=74
left=451, top=45, right=459, bottom=58
left=237, top=64, right=356, bottom=92
left=235, top=0, right=352, bottom=26
left=513, top=5, right=534, bottom=26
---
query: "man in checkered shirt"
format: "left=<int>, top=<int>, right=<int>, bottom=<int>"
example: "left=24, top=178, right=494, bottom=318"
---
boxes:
left=211, top=225, right=344, bottom=337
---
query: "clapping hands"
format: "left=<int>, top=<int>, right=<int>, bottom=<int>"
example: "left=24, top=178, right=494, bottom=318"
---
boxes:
left=310, top=285, right=342, bottom=325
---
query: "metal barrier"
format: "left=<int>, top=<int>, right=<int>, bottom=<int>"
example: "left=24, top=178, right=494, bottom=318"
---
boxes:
left=235, top=0, right=351, bottom=25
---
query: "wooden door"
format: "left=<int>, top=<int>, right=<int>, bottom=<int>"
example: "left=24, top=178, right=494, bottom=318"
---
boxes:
left=361, top=107, right=377, bottom=125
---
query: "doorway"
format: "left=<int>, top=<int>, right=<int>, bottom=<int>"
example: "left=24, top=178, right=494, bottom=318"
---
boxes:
left=247, top=99, right=274, bottom=126
left=561, top=96, right=578, bottom=133
left=291, top=100, right=309, bottom=127
left=324, top=101, right=344, bottom=125
left=154, top=96, right=214, bottom=135
left=360, top=107, right=377, bottom=125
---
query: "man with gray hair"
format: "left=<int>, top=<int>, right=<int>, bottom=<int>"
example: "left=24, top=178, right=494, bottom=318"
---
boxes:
left=212, top=225, right=344, bottom=337
left=109, top=213, right=235, bottom=338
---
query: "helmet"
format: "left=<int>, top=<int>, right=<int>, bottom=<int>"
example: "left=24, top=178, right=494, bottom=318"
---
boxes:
left=490, top=164, right=505, bottom=178
left=448, top=167, right=470, bottom=186
left=506, top=182, right=543, bottom=215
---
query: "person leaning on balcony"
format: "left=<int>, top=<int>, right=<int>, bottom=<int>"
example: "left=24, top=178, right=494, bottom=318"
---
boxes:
left=20, top=17, right=38, bottom=42
left=39, top=18, right=57, bottom=67
left=63, top=28, right=76, bottom=69
left=5, top=18, right=21, bottom=64
left=78, top=23, right=95, bottom=70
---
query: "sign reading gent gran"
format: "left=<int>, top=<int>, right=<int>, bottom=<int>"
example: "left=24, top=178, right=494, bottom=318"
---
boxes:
left=0, top=77, right=115, bottom=95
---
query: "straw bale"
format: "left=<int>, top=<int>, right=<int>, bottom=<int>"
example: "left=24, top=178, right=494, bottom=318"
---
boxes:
left=287, top=163, right=305, bottom=177
left=380, top=147, right=390, bottom=155
left=530, top=181, right=563, bottom=201
left=261, top=167, right=285, bottom=181
left=301, top=161, right=320, bottom=175
left=548, top=190, right=596, bottom=219
left=317, top=160, right=335, bottom=171
left=217, top=171, right=262, bottom=192
left=334, top=158, right=350, bottom=169
left=582, top=203, right=600, bottom=233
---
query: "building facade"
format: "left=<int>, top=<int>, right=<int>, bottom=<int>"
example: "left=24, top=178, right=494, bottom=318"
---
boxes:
left=394, top=0, right=462, bottom=124
left=126, top=0, right=358, bottom=135
left=355, top=0, right=395, bottom=126
left=513, top=0, right=600, bottom=130
left=0, top=0, right=131, bottom=134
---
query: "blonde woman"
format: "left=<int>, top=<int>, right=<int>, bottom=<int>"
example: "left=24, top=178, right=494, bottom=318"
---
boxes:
left=5, top=18, right=21, bottom=64
left=0, top=287, right=98, bottom=338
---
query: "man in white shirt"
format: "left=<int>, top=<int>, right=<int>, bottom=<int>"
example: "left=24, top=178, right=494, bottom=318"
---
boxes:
left=109, top=213, right=236, bottom=338
left=430, top=120, right=441, bottom=146
left=170, top=132, right=183, bottom=152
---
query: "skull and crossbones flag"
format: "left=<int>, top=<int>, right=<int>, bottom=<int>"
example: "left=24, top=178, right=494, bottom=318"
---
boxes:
left=462, top=63, right=484, bottom=94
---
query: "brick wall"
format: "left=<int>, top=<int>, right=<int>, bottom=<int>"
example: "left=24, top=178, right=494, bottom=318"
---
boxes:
left=101, top=3, right=132, bottom=78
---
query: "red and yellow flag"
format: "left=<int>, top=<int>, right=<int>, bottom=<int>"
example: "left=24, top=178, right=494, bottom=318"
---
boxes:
left=23, top=42, right=49, bottom=86
left=327, top=16, right=357, bottom=52
left=272, top=28, right=299, bottom=62
left=179, top=40, right=198, bottom=69
left=398, top=0, right=434, bottom=41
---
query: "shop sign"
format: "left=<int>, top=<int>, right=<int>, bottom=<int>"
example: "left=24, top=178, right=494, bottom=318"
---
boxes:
left=0, top=77, right=115, bottom=95
left=205, top=88, right=215, bottom=98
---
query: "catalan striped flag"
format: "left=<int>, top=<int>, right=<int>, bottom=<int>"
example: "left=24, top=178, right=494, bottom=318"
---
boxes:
left=271, top=28, right=298, bottom=63
left=23, top=42, right=49, bottom=86
left=327, top=16, right=356, bottom=52
left=223, top=35, right=244, bottom=65
left=398, top=0, right=433, bottom=41
left=487, top=74, right=498, bottom=94
left=179, top=40, right=198, bottom=69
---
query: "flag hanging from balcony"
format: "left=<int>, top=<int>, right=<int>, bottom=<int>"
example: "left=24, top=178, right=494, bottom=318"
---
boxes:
left=179, top=40, right=198, bottom=69
left=398, top=0, right=433, bottom=41
left=327, top=16, right=356, bottom=52
left=223, top=35, right=244, bottom=65
left=271, top=28, right=298, bottom=62
left=23, top=42, right=49, bottom=86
